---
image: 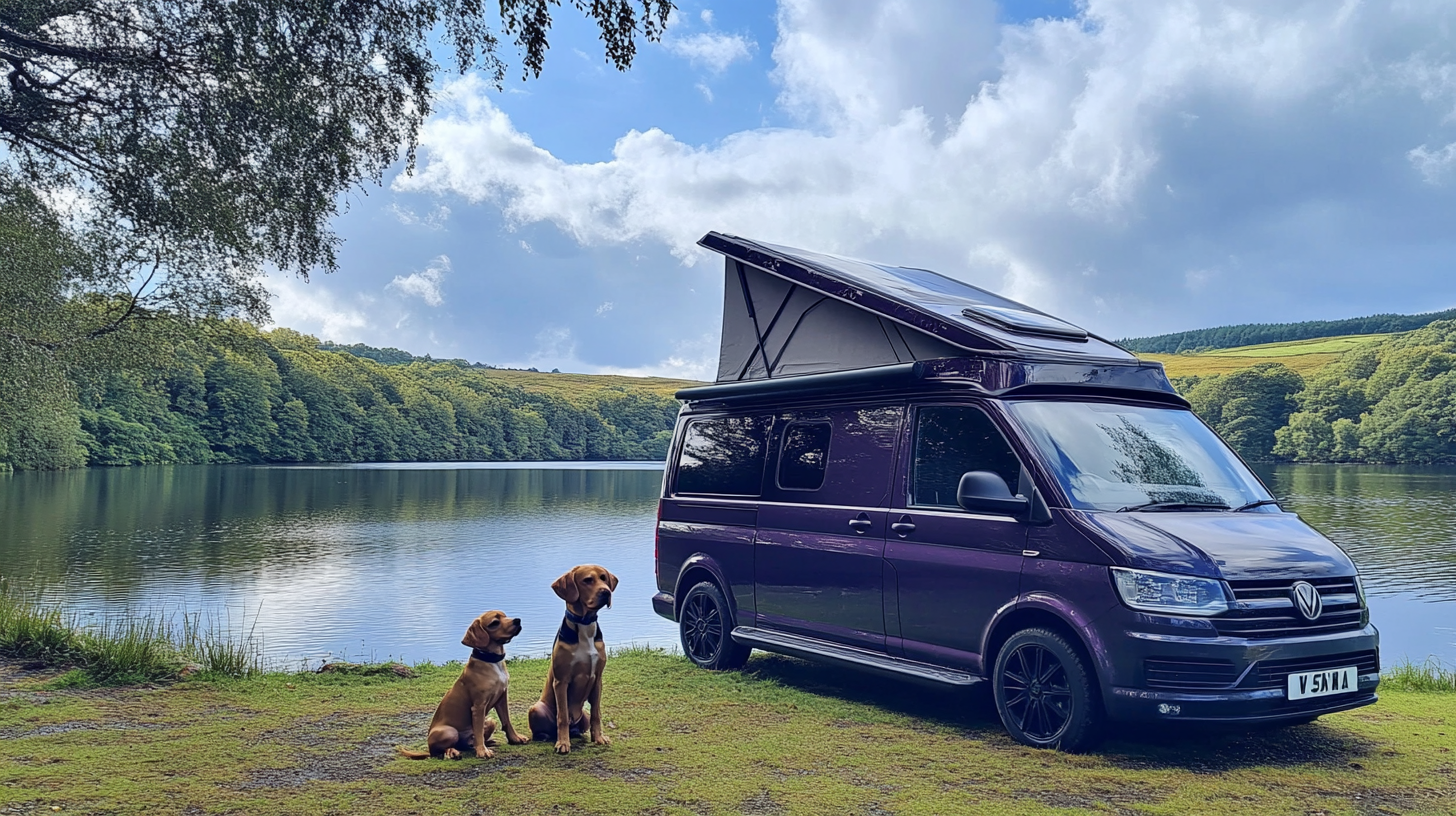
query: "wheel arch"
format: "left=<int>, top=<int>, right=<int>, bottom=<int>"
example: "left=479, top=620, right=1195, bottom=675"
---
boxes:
left=673, top=554, right=735, bottom=620
left=984, top=596, right=1109, bottom=694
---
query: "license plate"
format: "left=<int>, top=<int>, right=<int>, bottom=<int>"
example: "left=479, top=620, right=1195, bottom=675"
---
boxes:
left=1286, top=666, right=1358, bottom=700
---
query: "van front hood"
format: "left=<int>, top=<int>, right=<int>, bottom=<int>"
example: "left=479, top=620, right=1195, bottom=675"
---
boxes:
left=1073, top=510, right=1356, bottom=581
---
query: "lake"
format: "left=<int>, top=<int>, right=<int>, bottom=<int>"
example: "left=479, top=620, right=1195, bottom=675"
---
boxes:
left=1, top=462, right=1452, bottom=667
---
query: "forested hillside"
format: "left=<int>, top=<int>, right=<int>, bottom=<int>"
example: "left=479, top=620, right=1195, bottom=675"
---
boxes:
left=1122, top=308, right=1456, bottom=353
left=0, top=323, right=685, bottom=471
left=1173, top=321, right=1456, bottom=465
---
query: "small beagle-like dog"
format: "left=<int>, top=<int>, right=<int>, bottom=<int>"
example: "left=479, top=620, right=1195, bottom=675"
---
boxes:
left=528, top=564, right=618, bottom=753
left=397, top=610, right=528, bottom=760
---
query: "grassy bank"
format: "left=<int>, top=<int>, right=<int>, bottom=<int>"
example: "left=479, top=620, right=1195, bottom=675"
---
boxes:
left=0, top=650, right=1452, bottom=816
left=0, top=584, right=262, bottom=686
left=4, top=594, right=1454, bottom=814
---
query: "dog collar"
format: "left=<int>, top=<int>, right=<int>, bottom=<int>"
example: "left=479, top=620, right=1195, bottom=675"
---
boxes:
left=556, top=614, right=604, bottom=646
left=470, top=647, right=504, bottom=663
left=564, top=608, right=598, bottom=626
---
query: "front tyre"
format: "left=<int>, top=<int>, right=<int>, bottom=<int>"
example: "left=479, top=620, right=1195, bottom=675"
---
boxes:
left=992, top=628, right=1103, bottom=752
left=679, top=581, right=750, bottom=670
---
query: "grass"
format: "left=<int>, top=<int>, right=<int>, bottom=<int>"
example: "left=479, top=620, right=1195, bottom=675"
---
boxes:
left=1137, top=333, right=1394, bottom=379
left=0, top=582, right=263, bottom=686
left=475, top=368, right=703, bottom=401
left=1, top=649, right=1454, bottom=815
left=1383, top=659, right=1456, bottom=693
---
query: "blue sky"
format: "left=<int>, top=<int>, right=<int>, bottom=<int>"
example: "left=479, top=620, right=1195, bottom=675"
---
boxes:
left=268, top=0, right=1456, bottom=379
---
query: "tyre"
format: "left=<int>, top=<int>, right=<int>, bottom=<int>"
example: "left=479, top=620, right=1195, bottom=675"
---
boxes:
left=678, top=581, right=750, bottom=670
left=992, top=627, right=1104, bottom=751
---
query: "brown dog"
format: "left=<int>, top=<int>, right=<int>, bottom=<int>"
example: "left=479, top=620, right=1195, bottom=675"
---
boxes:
left=528, top=565, right=618, bottom=753
left=396, top=610, right=528, bottom=760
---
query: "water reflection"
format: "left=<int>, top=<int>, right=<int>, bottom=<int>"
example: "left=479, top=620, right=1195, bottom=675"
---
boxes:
left=1, top=462, right=1451, bottom=667
left=0, top=462, right=676, bottom=665
left=1255, top=464, right=1456, bottom=665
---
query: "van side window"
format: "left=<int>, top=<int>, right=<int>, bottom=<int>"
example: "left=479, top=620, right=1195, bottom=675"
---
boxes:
left=911, top=406, right=1021, bottom=508
left=778, top=422, right=832, bottom=491
left=675, top=415, right=771, bottom=496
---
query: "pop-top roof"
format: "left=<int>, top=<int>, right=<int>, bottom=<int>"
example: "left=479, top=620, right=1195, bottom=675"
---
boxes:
left=697, top=232, right=1137, bottom=387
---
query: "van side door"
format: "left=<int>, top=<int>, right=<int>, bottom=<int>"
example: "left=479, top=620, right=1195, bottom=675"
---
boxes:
left=886, top=403, right=1028, bottom=673
left=754, top=404, right=903, bottom=651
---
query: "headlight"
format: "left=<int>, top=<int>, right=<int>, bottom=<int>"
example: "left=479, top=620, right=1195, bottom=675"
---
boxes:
left=1110, top=568, right=1229, bottom=616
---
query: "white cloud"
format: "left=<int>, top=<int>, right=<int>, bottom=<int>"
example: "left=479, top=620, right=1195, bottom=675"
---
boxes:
left=664, top=32, right=755, bottom=74
left=387, top=255, right=450, bottom=307
left=396, top=0, right=1456, bottom=337
left=700, top=9, right=714, bottom=25
left=266, top=275, right=370, bottom=343
left=388, top=202, right=451, bottom=229
left=596, top=301, right=615, bottom=315
left=1410, top=142, right=1456, bottom=184
left=507, top=327, right=715, bottom=380
left=695, top=82, right=714, bottom=102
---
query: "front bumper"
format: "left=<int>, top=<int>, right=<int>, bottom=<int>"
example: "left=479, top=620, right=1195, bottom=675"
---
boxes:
left=1100, top=614, right=1380, bottom=724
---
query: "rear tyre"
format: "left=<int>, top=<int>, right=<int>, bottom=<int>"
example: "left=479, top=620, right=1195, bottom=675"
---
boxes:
left=992, top=627, right=1104, bottom=752
left=679, top=581, right=750, bottom=670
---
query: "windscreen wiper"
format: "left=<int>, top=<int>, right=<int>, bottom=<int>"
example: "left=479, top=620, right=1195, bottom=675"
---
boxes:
left=1116, top=500, right=1232, bottom=512
left=1233, top=499, right=1281, bottom=512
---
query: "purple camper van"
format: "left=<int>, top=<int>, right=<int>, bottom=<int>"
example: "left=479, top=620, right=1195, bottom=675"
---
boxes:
left=651, top=233, right=1378, bottom=751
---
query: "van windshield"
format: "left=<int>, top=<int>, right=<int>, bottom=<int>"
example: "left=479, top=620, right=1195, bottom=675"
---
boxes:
left=1005, top=400, right=1272, bottom=512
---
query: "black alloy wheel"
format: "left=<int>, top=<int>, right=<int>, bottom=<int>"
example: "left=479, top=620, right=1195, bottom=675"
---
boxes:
left=992, top=627, right=1103, bottom=751
left=678, top=581, right=750, bottom=670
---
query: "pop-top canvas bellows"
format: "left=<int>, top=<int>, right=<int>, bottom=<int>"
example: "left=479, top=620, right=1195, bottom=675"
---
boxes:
left=698, top=232, right=1135, bottom=384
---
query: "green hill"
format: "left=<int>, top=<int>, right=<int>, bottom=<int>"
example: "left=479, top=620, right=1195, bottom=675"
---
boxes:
left=1120, top=308, right=1456, bottom=354
left=1, top=324, right=696, bottom=470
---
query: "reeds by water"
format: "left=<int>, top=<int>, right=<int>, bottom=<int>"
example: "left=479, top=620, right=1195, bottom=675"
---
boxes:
left=0, top=579, right=263, bottom=685
left=1382, top=658, right=1456, bottom=692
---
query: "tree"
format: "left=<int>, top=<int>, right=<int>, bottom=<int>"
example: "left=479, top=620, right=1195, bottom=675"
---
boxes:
left=1183, top=363, right=1304, bottom=461
left=1, top=0, right=671, bottom=330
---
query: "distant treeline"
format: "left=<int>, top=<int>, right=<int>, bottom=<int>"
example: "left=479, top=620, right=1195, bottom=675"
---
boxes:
left=1121, top=308, right=1456, bottom=354
left=1175, top=320, right=1456, bottom=464
left=1, top=324, right=679, bottom=470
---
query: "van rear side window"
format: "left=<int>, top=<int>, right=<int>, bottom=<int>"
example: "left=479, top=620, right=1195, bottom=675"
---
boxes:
left=778, top=421, right=832, bottom=491
left=675, top=416, right=771, bottom=496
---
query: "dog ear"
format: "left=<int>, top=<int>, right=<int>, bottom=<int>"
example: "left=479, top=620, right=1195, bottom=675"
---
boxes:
left=605, top=570, right=619, bottom=592
left=461, top=617, right=492, bottom=649
left=551, top=570, right=580, bottom=604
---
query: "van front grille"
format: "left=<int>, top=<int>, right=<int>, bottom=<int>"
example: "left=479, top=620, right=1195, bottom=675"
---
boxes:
left=1144, top=658, right=1240, bottom=690
left=1214, top=577, right=1365, bottom=639
left=1248, top=650, right=1379, bottom=690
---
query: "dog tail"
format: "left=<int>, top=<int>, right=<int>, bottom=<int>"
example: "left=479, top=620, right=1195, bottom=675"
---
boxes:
left=395, top=745, right=431, bottom=760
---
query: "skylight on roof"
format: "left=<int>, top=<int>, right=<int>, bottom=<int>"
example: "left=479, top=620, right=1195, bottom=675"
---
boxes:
left=961, top=305, right=1090, bottom=341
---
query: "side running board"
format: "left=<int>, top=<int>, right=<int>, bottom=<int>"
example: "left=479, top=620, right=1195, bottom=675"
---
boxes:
left=730, top=626, right=981, bottom=687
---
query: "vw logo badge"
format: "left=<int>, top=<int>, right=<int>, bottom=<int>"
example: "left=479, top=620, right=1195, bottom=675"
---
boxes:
left=1292, top=581, right=1323, bottom=621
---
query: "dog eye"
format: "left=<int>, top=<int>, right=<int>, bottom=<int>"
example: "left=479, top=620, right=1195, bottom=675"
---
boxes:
left=584, top=577, right=594, bottom=583
left=488, top=620, right=499, bottom=628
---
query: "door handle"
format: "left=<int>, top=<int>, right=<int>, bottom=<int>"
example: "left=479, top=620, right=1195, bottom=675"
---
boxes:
left=890, top=515, right=916, bottom=537
left=848, top=512, right=873, bottom=534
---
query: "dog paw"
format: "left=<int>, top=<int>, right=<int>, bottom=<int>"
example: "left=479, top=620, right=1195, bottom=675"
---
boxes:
left=592, top=734, right=612, bottom=746
left=554, top=740, right=572, bottom=754
left=507, top=733, right=530, bottom=745
left=444, top=748, right=461, bottom=760
left=476, top=747, right=495, bottom=759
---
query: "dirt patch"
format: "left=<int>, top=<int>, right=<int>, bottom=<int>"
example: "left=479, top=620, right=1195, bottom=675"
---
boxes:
left=1011, top=786, right=1161, bottom=816
left=738, top=790, right=784, bottom=815
left=579, top=759, right=671, bottom=783
left=0, top=718, right=171, bottom=740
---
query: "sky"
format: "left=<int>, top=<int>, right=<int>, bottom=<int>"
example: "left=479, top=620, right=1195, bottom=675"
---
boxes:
left=267, top=0, right=1456, bottom=380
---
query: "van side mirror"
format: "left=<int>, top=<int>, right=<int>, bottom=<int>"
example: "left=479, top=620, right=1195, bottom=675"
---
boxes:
left=957, top=471, right=1030, bottom=519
